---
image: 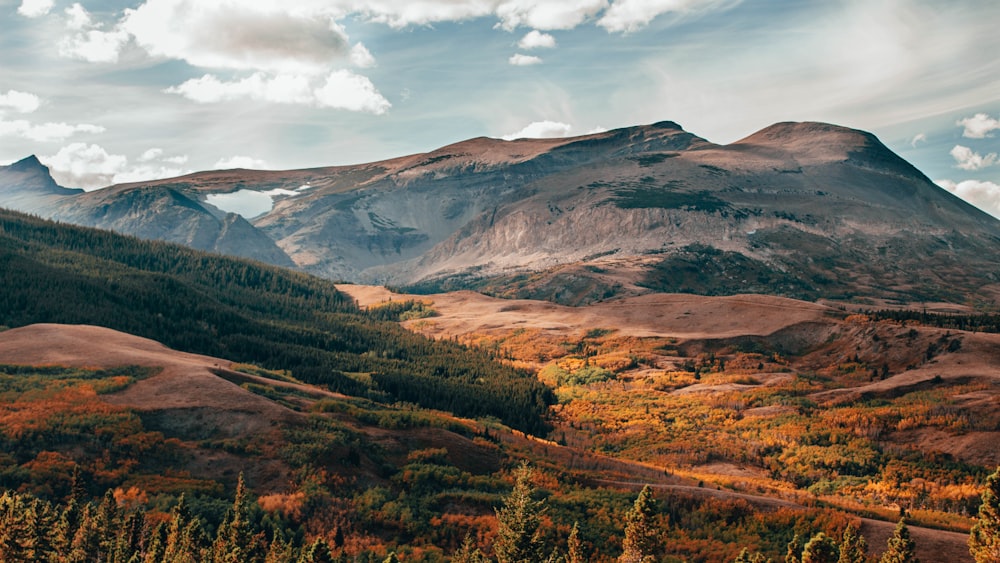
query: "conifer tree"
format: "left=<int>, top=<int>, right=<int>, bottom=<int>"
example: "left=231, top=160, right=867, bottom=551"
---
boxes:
left=115, top=510, right=147, bottom=563
left=785, top=534, right=803, bottom=563
left=838, top=524, right=867, bottom=563
left=69, top=503, right=101, bottom=563
left=619, top=485, right=659, bottom=563
left=382, top=553, right=400, bottom=563
left=96, top=489, right=122, bottom=559
left=802, top=532, right=839, bottom=563
left=970, top=466, right=1000, bottom=563
left=265, top=530, right=296, bottom=563
left=297, top=538, right=334, bottom=563
left=161, top=494, right=208, bottom=563
left=495, top=462, right=547, bottom=563
left=880, top=519, right=918, bottom=563
left=213, top=473, right=263, bottom=563
left=452, top=533, right=487, bottom=563
left=567, top=521, right=585, bottom=563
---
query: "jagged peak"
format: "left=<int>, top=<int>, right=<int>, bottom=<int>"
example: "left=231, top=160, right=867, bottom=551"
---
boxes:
left=6, top=154, right=47, bottom=172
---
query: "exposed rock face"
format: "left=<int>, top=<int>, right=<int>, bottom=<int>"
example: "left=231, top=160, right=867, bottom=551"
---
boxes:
left=3, top=121, right=999, bottom=304
left=0, top=158, right=293, bottom=266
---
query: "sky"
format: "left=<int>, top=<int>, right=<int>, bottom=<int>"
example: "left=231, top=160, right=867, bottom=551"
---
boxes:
left=1, top=0, right=1000, bottom=217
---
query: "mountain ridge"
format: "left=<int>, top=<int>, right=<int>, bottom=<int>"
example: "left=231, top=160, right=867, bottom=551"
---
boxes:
left=3, top=120, right=998, bottom=306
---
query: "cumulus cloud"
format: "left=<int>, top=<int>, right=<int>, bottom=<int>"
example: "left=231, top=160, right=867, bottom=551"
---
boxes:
left=165, top=70, right=390, bottom=114
left=598, top=0, right=739, bottom=32
left=215, top=155, right=269, bottom=169
left=314, top=70, right=391, bottom=114
left=166, top=73, right=314, bottom=105
left=509, top=53, right=543, bottom=65
left=495, top=0, right=607, bottom=31
left=43, top=143, right=128, bottom=189
left=951, top=145, right=997, bottom=171
left=0, top=90, right=41, bottom=114
left=17, top=0, right=53, bottom=18
left=937, top=179, right=1000, bottom=219
left=112, top=163, right=189, bottom=184
left=121, top=0, right=351, bottom=74
left=0, top=119, right=105, bottom=142
left=350, top=43, right=376, bottom=68
left=518, top=30, right=557, bottom=49
left=58, top=4, right=130, bottom=63
left=957, top=113, right=1000, bottom=139
left=502, top=120, right=573, bottom=140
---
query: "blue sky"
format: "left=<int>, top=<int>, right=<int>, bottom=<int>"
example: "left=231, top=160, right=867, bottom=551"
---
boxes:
left=1, top=0, right=999, bottom=217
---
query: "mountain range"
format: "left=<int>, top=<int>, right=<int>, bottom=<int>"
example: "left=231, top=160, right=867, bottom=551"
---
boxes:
left=3, top=120, right=999, bottom=306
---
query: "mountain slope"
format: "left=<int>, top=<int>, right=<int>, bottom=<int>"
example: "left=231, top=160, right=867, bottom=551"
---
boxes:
left=0, top=156, right=294, bottom=266
left=0, top=208, right=552, bottom=433
left=4, top=121, right=999, bottom=305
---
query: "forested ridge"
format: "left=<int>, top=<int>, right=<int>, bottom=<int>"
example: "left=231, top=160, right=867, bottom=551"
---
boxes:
left=0, top=208, right=552, bottom=434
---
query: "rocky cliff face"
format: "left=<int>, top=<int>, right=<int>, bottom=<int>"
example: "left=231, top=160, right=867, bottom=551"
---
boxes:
left=3, top=121, right=998, bottom=305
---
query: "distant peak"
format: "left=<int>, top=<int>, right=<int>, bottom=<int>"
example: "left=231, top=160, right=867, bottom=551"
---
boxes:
left=649, top=120, right=684, bottom=131
left=8, top=154, right=46, bottom=171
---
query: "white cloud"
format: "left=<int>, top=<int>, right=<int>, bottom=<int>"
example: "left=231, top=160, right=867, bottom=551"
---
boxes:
left=951, top=145, right=997, bottom=171
left=64, top=3, right=91, bottom=30
left=0, top=119, right=105, bottom=142
left=937, top=179, right=1000, bottom=219
left=598, top=0, right=738, bottom=32
left=17, top=0, right=53, bottom=18
left=163, top=155, right=189, bottom=164
left=42, top=143, right=128, bottom=189
left=350, top=43, right=376, bottom=68
left=957, top=113, right=1000, bottom=139
left=910, top=133, right=927, bottom=147
left=495, top=0, right=608, bottom=31
left=0, top=90, right=41, bottom=114
left=138, top=148, right=163, bottom=162
left=509, top=53, right=543, bottom=66
left=112, top=164, right=188, bottom=184
left=502, top=120, right=573, bottom=140
left=166, top=73, right=314, bottom=105
left=57, top=5, right=131, bottom=63
left=166, top=70, right=390, bottom=114
left=58, top=28, right=131, bottom=63
left=314, top=70, right=391, bottom=114
left=121, top=0, right=351, bottom=74
left=518, top=30, right=557, bottom=49
left=214, top=155, right=269, bottom=169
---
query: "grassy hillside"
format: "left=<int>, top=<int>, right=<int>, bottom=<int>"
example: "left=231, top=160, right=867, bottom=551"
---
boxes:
left=0, top=208, right=552, bottom=434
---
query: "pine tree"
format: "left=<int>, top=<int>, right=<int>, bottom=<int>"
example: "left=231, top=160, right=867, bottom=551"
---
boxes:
left=567, top=521, right=585, bottom=563
left=786, top=533, right=803, bottom=563
left=495, top=462, right=547, bottom=563
left=880, top=519, right=918, bottom=563
left=297, top=538, right=334, bottom=563
left=95, top=489, right=122, bottom=559
left=161, top=495, right=208, bottom=563
left=970, top=466, right=1000, bottom=563
left=619, top=485, right=659, bottom=563
left=265, top=530, right=296, bottom=563
left=69, top=504, right=102, bottom=563
left=802, top=532, right=839, bottom=563
left=213, top=473, right=263, bottom=563
left=838, top=524, right=868, bottom=563
left=452, top=533, right=487, bottom=563
left=382, top=553, right=400, bottom=563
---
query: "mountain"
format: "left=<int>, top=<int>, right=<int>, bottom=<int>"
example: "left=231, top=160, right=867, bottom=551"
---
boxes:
left=0, top=156, right=294, bottom=266
left=4, top=121, right=999, bottom=305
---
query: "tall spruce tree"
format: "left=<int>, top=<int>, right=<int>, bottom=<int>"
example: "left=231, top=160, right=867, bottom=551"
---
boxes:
left=567, top=521, right=585, bottom=563
left=970, top=466, right=1000, bottom=563
left=838, top=524, right=867, bottom=563
left=452, top=534, right=487, bottom=563
left=785, top=533, right=803, bottom=563
left=495, top=462, right=547, bottom=563
left=880, top=519, right=918, bottom=563
left=619, top=485, right=658, bottom=563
